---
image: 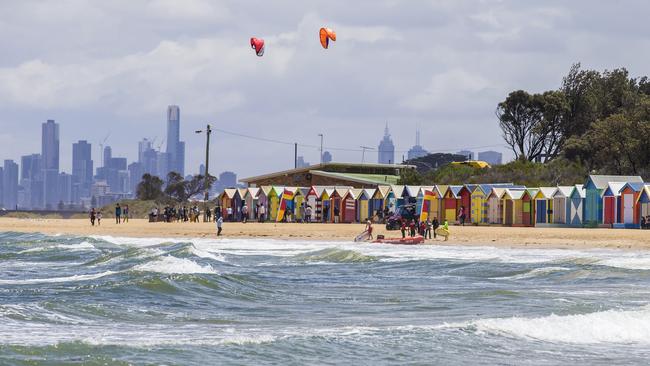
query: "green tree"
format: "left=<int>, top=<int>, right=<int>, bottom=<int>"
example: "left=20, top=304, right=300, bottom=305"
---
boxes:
left=164, top=172, right=216, bottom=202
left=136, top=174, right=164, bottom=200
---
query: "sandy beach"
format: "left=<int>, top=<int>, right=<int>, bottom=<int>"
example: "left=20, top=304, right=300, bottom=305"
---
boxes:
left=0, top=217, right=648, bottom=249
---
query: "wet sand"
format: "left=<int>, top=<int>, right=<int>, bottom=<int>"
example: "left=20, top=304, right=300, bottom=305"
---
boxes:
left=0, top=218, right=648, bottom=249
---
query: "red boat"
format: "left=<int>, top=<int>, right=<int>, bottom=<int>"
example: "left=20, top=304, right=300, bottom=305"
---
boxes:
left=371, top=235, right=425, bottom=245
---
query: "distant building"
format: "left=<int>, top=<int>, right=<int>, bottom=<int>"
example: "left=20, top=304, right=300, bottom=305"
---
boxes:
left=296, top=156, right=310, bottom=168
left=456, top=150, right=474, bottom=160
left=378, top=124, right=395, bottom=164
left=2, top=160, right=19, bottom=209
left=219, top=171, right=237, bottom=188
left=166, top=105, right=185, bottom=176
left=199, top=164, right=205, bottom=176
left=72, top=140, right=93, bottom=201
left=0, top=167, right=3, bottom=206
left=407, top=129, right=429, bottom=160
left=41, top=120, right=60, bottom=208
left=20, top=154, right=42, bottom=209
left=103, top=146, right=112, bottom=168
left=138, top=138, right=153, bottom=163
left=57, top=172, right=73, bottom=206
left=478, top=150, right=503, bottom=166
left=322, top=151, right=333, bottom=164
left=128, top=162, right=144, bottom=197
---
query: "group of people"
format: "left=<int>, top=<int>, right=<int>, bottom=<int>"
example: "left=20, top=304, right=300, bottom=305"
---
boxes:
left=399, top=217, right=448, bottom=240
left=88, top=203, right=130, bottom=226
left=149, top=205, right=202, bottom=223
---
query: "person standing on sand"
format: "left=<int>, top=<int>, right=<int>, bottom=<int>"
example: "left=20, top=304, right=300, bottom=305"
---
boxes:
left=217, top=216, right=223, bottom=236
left=259, top=204, right=266, bottom=223
left=409, top=220, right=416, bottom=237
left=323, top=205, right=330, bottom=223
left=90, top=208, right=96, bottom=226
left=227, top=207, right=233, bottom=222
left=242, top=204, right=249, bottom=223
left=425, top=219, right=432, bottom=239
left=458, top=206, right=466, bottom=226
left=334, top=205, right=340, bottom=224
left=115, top=203, right=122, bottom=224
left=97, top=211, right=102, bottom=226
left=400, top=220, right=407, bottom=238
left=123, top=205, right=129, bottom=223
left=305, top=205, right=312, bottom=223
left=432, top=218, right=439, bottom=239
left=365, top=220, right=374, bottom=240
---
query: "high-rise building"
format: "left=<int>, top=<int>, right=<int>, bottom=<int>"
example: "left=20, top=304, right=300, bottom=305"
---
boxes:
left=103, top=146, right=112, bottom=168
left=20, top=154, right=42, bottom=209
left=407, top=129, right=429, bottom=160
left=41, top=120, right=60, bottom=207
left=106, top=157, right=127, bottom=193
left=296, top=156, right=310, bottom=168
left=166, top=105, right=185, bottom=176
left=72, top=140, right=93, bottom=201
left=457, top=150, right=474, bottom=160
left=219, top=171, right=237, bottom=188
left=0, top=167, right=3, bottom=206
left=138, top=138, right=153, bottom=163
left=2, top=160, right=19, bottom=209
left=478, top=150, right=503, bottom=166
left=378, top=124, right=395, bottom=164
left=57, top=172, right=73, bottom=206
left=128, top=162, right=144, bottom=197
left=322, top=151, right=333, bottom=164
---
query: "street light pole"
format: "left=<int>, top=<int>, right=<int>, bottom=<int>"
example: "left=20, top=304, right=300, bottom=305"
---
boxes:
left=196, top=124, right=212, bottom=222
left=318, top=133, right=324, bottom=164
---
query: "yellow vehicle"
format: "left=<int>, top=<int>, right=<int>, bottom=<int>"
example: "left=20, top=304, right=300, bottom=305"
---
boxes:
left=451, top=160, right=491, bottom=169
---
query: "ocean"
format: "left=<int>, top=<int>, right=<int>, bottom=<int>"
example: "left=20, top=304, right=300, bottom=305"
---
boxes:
left=1, top=231, right=650, bottom=365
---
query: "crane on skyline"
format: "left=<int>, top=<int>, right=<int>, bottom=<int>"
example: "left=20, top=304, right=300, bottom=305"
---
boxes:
left=98, top=132, right=110, bottom=167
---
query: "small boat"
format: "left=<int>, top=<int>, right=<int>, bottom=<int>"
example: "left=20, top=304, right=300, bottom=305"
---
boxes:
left=371, top=235, right=425, bottom=245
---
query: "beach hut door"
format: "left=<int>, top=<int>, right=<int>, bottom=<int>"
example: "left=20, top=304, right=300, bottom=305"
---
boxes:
left=623, top=194, right=634, bottom=224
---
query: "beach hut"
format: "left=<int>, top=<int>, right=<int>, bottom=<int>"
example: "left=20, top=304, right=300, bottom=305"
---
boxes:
left=371, top=186, right=390, bottom=218
left=637, top=185, right=650, bottom=227
left=321, top=188, right=335, bottom=222
left=500, top=188, right=533, bottom=226
left=359, top=188, right=375, bottom=222
left=268, top=186, right=285, bottom=221
left=534, top=187, right=556, bottom=225
left=458, top=185, right=477, bottom=224
left=405, top=186, right=422, bottom=214
left=390, top=185, right=406, bottom=208
left=618, top=182, right=645, bottom=228
left=329, top=188, right=348, bottom=223
left=601, top=183, right=626, bottom=226
left=305, top=186, right=325, bottom=222
left=220, top=188, right=237, bottom=220
left=487, top=188, right=507, bottom=224
left=552, top=186, right=572, bottom=225
left=470, top=184, right=521, bottom=224
left=235, top=188, right=249, bottom=220
left=442, top=185, right=463, bottom=223
left=244, top=188, right=260, bottom=220
left=568, top=185, right=585, bottom=227
left=256, top=186, right=272, bottom=221
left=341, top=188, right=359, bottom=223
left=584, top=175, right=644, bottom=226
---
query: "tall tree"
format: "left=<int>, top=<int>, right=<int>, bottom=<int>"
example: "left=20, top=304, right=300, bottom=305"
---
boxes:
left=496, top=90, right=545, bottom=161
left=136, top=174, right=164, bottom=200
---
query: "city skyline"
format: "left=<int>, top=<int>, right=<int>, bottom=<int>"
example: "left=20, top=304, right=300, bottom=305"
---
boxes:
left=2, top=2, right=647, bottom=178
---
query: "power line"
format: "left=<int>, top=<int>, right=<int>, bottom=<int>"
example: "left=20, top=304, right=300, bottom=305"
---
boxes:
left=211, top=127, right=507, bottom=154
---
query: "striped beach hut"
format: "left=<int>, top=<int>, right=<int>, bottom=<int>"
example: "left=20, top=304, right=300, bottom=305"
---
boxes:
left=552, top=186, right=572, bottom=225
left=458, top=184, right=477, bottom=224
left=341, top=189, right=360, bottom=223
left=487, top=188, right=507, bottom=224
left=568, top=184, right=585, bottom=227
left=534, top=187, right=556, bottom=225
left=601, top=182, right=626, bottom=226
left=500, top=188, right=533, bottom=226
left=268, top=186, right=285, bottom=221
left=321, top=188, right=335, bottom=222
left=256, top=186, right=273, bottom=221
left=245, top=187, right=260, bottom=220
left=618, top=182, right=645, bottom=228
left=442, top=185, right=463, bottom=223
left=371, top=186, right=390, bottom=218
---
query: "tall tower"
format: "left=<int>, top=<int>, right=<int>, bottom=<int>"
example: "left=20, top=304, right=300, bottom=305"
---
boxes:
left=41, top=120, right=60, bottom=208
left=166, top=105, right=185, bottom=176
left=378, top=123, right=395, bottom=164
left=407, top=127, right=429, bottom=160
left=72, top=140, right=93, bottom=199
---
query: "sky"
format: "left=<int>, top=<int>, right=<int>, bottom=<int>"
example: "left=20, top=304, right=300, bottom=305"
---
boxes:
left=1, top=0, right=650, bottom=179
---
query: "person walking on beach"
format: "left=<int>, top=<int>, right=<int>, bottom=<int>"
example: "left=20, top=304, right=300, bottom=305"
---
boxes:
left=258, top=204, right=266, bottom=222
left=425, top=218, right=432, bottom=239
left=97, top=211, right=102, bottom=226
left=115, top=203, right=122, bottom=224
left=334, top=205, right=340, bottom=224
left=216, top=216, right=223, bottom=236
left=123, top=205, right=129, bottom=223
left=323, top=205, right=330, bottom=223
left=432, top=217, right=439, bottom=239
left=90, top=208, right=96, bottom=226
left=305, top=205, right=312, bottom=223
left=458, top=206, right=466, bottom=226
left=365, top=219, right=374, bottom=240
left=442, top=220, right=450, bottom=241
left=241, top=204, right=249, bottom=223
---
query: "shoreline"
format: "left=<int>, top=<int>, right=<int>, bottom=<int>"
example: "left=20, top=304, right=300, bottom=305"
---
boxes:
left=0, top=218, right=648, bottom=250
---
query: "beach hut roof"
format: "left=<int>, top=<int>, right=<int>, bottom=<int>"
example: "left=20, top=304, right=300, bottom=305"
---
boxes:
left=347, top=188, right=364, bottom=199
left=222, top=188, right=237, bottom=199
left=501, top=188, right=526, bottom=200
left=334, top=187, right=350, bottom=197
left=237, top=188, right=249, bottom=198
left=618, top=182, right=645, bottom=194
left=462, top=184, right=478, bottom=194
left=247, top=187, right=260, bottom=198
left=405, top=186, right=421, bottom=197
left=362, top=188, right=376, bottom=199
left=535, top=187, right=556, bottom=199
left=419, top=186, right=435, bottom=196
left=489, top=187, right=507, bottom=198
left=601, top=182, right=627, bottom=198
left=270, top=186, right=285, bottom=195
left=260, top=186, right=273, bottom=196
left=636, top=184, right=650, bottom=203
left=324, top=188, right=336, bottom=197
left=527, top=188, right=540, bottom=197
left=552, top=186, right=573, bottom=198
left=374, top=185, right=391, bottom=198
left=435, top=185, right=448, bottom=197
left=444, top=185, right=463, bottom=198
left=586, top=175, right=644, bottom=190
left=390, top=185, right=405, bottom=198
left=570, top=184, right=586, bottom=198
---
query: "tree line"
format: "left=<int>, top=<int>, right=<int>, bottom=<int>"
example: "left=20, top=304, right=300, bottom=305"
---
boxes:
left=136, top=172, right=216, bottom=202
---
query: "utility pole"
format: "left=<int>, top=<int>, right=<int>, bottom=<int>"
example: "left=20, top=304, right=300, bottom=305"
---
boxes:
left=360, top=146, right=374, bottom=164
left=196, top=124, right=212, bottom=222
left=318, top=133, right=324, bottom=164
left=294, top=143, right=298, bottom=169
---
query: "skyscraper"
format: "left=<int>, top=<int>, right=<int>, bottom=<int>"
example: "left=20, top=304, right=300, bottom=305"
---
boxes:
left=21, top=154, right=42, bottom=209
left=72, top=140, right=93, bottom=201
left=378, top=124, right=395, bottom=164
left=166, top=105, right=185, bottom=176
left=3, top=160, right=19, bottom=209
left=407, top=129, right=429, bottom=160
left=41, top=120, right=60, bottom=208
left=138, top=138, right=153, bottom=163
